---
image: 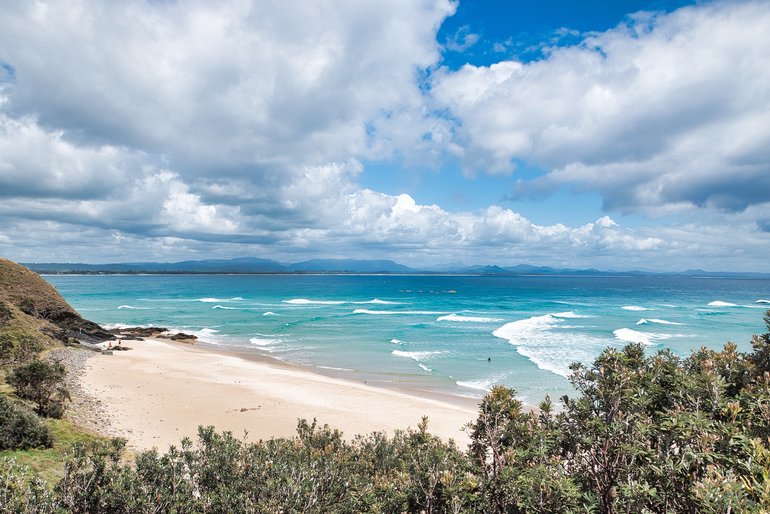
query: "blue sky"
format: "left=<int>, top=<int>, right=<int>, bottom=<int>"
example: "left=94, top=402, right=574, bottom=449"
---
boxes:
left=0, top=0, right=768, bottom=271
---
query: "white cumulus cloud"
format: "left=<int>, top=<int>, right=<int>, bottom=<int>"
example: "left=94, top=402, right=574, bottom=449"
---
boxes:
left=431, top=1, right=770, bottom=215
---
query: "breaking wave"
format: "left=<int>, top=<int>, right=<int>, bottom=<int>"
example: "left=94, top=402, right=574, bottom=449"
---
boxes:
left=249, top=337, right=282, bottom=347
left=492, top=312, right=610, bottom=377
left=613, top=328, right=691, bottom=346
left=708, top=301, right=737, bottom=307
left=437, top=314, right=503, bottom=323
left=636, top=318, right=684, bottom=326
left=391, top=350, right=445, bottom=361
left=456, top=375, right=506, bottom=392
left=283, top=298, right=346, bottom=305
left=353, top=309, right=446, bottom=315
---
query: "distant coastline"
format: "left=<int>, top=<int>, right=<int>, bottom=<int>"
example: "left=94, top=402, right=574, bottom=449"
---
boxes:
left=25, top=257, right=770, bottom=278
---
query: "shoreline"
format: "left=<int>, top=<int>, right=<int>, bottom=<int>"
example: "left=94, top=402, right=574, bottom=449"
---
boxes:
left=74, top=338, right=479, bottom=452
left=193, top=339, right=483, bottom=412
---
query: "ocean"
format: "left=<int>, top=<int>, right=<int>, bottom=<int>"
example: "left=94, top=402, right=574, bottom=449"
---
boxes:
left=45, top=274, right=770, bottom=405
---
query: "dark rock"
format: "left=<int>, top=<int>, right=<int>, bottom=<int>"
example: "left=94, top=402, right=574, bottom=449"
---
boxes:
left=167, top=332, right=197, bottom=341
left=108, top=326, right=168, bottom=338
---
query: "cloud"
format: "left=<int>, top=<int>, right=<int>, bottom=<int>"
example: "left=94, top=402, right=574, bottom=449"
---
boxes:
left=0, top=0, right=455, bottom=174
left=0, top=0, right=768, bottom=271
left=431, top=1, right=770, bottom=215
left=0, top=0, right=457, bottom=249
left=444, top=25, right=480, bottom=52
left=0, top=114, right=141, bottom=199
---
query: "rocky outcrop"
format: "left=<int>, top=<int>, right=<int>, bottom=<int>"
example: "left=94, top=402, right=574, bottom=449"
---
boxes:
left=108, top=326, right=168, bottom=340
left=108, top=326, right=198, bottom=344
left=164, top=332, right=198, bottom=343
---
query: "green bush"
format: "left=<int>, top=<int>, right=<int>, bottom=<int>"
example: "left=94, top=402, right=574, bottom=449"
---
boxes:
left=8, top=360, right=70, bottom=418
left=0, top=458, right=56, bottom=514
left=0, top=396, right=52, bottom=450
left=0, top=332, right=44, bottom=365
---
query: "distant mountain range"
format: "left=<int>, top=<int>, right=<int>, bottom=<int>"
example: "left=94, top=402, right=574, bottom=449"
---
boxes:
left=21, top=257, right=770, bottom=278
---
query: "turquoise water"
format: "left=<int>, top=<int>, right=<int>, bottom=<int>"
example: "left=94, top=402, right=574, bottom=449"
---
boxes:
left=45, top=274, right=770, bottom=404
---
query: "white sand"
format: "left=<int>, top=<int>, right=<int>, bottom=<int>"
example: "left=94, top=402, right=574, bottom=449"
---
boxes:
left=80, top=338, right=477, bottom=452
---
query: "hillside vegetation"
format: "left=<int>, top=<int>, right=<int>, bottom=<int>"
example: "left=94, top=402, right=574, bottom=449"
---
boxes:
left=1, top=259, right=110, bottom=477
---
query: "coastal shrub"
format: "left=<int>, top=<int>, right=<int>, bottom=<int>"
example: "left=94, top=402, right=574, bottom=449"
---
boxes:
left=0, top=458, right=56, bottom=514
left=54, top=438, right=134, bottom=513
left=467, top=387, right=582, bottom=513
left=0, top=331, right=44, bottom=365
left=0, top=395, right=52, bottom=450
left=8, top=359, right=70, bottom=418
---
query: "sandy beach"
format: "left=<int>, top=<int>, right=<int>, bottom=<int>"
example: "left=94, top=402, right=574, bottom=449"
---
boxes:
left=76, top=338, right=478, bottom=452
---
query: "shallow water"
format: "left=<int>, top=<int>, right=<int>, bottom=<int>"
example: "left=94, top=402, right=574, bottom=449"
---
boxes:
left=46, top=274, right=770, bottom=404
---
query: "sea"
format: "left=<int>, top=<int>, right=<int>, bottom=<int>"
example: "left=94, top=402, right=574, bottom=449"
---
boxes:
left=44, top=274, right=770, bottom=405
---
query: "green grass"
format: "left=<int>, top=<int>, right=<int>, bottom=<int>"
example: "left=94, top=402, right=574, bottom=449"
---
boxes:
left=0, top=417, right=108, bottom=484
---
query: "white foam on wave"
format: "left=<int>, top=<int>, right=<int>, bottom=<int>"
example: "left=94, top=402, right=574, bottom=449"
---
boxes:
left=283, top=298, right=346, bottom=305
left=249, top=337, right=282, bottom=347
left=492, top=313, right=611, bottom=377
left=436, top=314, right=503, bottom=323
left=355, top=298, right=400, bottom=305
left=552, top=311, right=592, bottom=319
left=757, top=299, right=770, bottom=304
left=104, top=323, right=150, bottom=330
left=613, top=328, right=690, bottom=345
left=622, top=305, right=649, bottom=311
left=636, top=318, right=684, bottom=326
left=316, top=365, right=354, bottom=372
left=708, top=301, right=737, bottom=307
left=196, top=298, right=227, bottom=303
left=183, top=327, right=225, bottom=346
left=353, top=309, right=445, bottom=315
left=262, top=311, right=277, bottom=316
left=117, top=305, right=148, bottom=310
left=390, top=338, right=403, bottom=345
left=391, top=350, right=444, bottom=361
left=456, top=374, right=506, bottom=392
left=418, top=363, right=432, bottom=373
left=212, top=305, right=237, bottom=310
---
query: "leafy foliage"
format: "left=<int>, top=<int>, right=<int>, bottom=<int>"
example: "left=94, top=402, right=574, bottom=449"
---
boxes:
left=8, top=360, right=70, bottom=418
left=1, top=311, right=769, bottom=512
left=0, top=396, right=52, bottom=450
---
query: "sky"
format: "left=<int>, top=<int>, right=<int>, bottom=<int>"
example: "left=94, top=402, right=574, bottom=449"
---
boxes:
left=1, top=0, right=769, bottom=271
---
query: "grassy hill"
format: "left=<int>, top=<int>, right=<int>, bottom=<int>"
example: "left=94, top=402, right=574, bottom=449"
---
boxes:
left=0, top=259, right=112, bottom=365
